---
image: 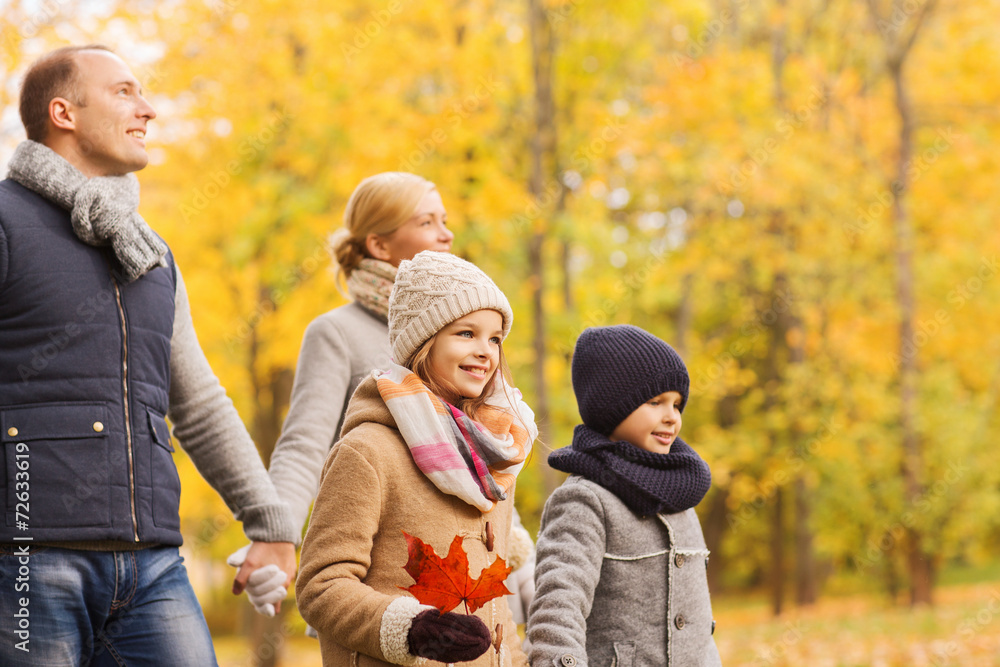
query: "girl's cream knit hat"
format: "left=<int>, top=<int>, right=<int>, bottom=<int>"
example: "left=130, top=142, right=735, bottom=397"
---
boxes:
left=388, top=251, right=513, bottom=365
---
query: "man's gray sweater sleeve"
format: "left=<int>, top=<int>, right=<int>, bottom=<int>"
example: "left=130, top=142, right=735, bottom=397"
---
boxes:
left=528, top=480, right=607, bottom=667
left=167, top=265, right=295, bottom=543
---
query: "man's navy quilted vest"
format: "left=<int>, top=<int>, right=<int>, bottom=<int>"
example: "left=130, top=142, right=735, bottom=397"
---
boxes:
left=0, top=179, right=182, bottom=545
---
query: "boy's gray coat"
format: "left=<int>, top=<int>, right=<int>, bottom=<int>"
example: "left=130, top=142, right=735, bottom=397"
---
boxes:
left=528, top=475, right=722, bottom=667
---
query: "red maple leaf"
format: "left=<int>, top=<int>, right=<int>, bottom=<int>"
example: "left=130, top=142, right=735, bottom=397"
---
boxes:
left=401, top=532, right=512, bottom=614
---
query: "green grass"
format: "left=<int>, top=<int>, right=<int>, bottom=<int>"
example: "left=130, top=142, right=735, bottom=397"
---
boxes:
left=938, top=561, right=1000, bottom=587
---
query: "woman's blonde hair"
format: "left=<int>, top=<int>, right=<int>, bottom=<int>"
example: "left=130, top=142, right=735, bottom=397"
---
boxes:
left=406, top=333, right=514, bottom=422
left=330, top=172, right=436, bottom=285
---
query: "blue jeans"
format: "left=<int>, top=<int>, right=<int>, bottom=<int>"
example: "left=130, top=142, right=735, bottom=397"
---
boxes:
left=0, top=545, right=217, bottom=666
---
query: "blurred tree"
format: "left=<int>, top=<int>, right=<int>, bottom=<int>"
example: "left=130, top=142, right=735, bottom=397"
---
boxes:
left=863, top=0, right=938, bottom=607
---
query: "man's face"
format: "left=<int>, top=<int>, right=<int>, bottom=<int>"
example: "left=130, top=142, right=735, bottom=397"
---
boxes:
left=69, top=50, right=156, bottom=176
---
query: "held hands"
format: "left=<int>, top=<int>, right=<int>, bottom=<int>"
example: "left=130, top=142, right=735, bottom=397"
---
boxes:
left=227, top=542, right=297, bottom=616
left=407, top=609, right=492, bottom=663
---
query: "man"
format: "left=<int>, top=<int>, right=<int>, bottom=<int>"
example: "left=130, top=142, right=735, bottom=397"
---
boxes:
left=0, top=45, right=296, bottom=665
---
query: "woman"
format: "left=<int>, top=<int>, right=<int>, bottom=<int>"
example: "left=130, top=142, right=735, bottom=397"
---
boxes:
left=268, top=172, right=454, bottom=539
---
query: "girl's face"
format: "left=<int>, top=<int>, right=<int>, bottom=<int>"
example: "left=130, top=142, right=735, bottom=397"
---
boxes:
left=371, top=189, right=454, bottom=266
left=426, top=309, right=504, bottom=404
left=609, top=391, right=684, bottom=454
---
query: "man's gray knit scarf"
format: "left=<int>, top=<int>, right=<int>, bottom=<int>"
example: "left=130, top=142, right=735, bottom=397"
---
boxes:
left=7, top=140, right=167, bottom=282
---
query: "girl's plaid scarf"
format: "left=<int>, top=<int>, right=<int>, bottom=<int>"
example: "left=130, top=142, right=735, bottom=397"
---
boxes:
left=375, top=363, right=537, bottom=512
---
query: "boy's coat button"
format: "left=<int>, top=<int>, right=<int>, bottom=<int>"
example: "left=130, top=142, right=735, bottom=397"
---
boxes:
left=674, top=614, right=686, bottom=630
left=560, top=654, right=577, bottom=667
left=675, top=553, right=686, bottom=567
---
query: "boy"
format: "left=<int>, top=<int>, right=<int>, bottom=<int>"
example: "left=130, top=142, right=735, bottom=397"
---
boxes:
left=528, top=325, right=722, bottom=666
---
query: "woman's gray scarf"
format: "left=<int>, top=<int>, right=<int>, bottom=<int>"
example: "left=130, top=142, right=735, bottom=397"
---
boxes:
left=7, top=140, right=167, bottom=282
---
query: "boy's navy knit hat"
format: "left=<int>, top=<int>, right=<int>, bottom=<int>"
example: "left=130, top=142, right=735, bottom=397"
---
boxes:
left=572, top=324, right=689, bottom=436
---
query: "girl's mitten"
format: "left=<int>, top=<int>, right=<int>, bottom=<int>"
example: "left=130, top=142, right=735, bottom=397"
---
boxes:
left=407, top=609, right=491, bottom=662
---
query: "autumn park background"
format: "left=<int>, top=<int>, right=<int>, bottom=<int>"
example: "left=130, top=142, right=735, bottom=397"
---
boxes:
left=3, top=0, right=1000, bottom=664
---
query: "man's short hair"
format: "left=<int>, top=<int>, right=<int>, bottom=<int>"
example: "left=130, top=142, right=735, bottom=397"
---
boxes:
left=19, top=44, right=114, bottom=142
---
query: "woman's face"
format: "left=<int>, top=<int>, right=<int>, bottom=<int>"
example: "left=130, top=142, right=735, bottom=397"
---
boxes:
left=371, top=189, right=454, bottom=266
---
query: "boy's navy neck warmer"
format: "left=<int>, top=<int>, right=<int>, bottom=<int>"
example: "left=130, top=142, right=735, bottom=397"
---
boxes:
left=549, top=424, right=712, bottom=516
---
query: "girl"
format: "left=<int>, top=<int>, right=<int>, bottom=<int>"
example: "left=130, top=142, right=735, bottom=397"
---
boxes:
left=296, top=251, right=537, bottom=666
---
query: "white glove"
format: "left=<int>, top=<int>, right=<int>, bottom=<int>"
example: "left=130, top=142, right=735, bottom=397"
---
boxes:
left=227, top=544, right=289, bottom=617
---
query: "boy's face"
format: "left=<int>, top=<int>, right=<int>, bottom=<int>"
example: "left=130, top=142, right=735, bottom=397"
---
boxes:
left=609, top=390, right=684, bottom=454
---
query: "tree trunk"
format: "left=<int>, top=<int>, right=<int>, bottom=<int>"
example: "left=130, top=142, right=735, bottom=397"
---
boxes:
left=770, top=487, right=785, bottom=616
left=874, top=0, right=937, bottom=604
left=561, top=239, right=573, bottom=310
left=675, top=273, right=694, bottom=357
left=776, top=268, right=817, bottom=606
left=528, top=0, right=559, bottom=491
left=770, top=0, right=787, bottom=108
left=765, top=2, right=801, bottom=614
left=863, top=0, right=937, bottom=607
left=701, top=487, right=730, bottom=594
left=760, top=284, right=787, bottom=618
left=528, top=232, right=550, bottom=449
left=794, top=476, right=817, bottom=605
left=248, top=365, right=294, bottom=667
left=246, top=288, right=296, bottom=667
left=884, top=544, right=902, bottom=603
left=245, top=607, right=287, bottom=667
left=889, top=59, right=930, bottom=602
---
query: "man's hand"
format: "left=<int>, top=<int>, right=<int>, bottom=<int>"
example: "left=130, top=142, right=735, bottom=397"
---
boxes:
left=230, top=541, right=297, bottom=615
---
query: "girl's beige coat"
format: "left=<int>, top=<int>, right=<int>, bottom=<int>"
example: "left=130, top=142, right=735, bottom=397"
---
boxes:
left=297, top=376, right=527, bottom=667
